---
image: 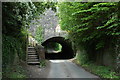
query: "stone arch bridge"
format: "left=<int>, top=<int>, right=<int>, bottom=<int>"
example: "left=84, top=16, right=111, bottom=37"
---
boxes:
left=41, top=31, right=75, bottom=59
left=42, top=30, right=68, bottom=42
left=28, top=8, right=75, bottom=59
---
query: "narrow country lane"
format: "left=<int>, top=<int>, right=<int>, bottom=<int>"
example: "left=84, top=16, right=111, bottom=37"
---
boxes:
left=46, top=60, right=99, bottom=78
left=27, top=60, right=99, bottom=79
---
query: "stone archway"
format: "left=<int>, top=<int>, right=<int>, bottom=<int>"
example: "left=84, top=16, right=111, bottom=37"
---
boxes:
left=42, top=37, right=74, bottom=59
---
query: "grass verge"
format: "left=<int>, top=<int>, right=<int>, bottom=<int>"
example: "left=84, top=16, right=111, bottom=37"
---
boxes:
left=73, top=59, right=120, bottom=80
left=3, top=63, right=28, bottom=78
left=39, top=60, right=47, bottom=68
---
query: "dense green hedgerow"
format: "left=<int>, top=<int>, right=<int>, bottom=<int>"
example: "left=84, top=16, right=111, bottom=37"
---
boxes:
left=59, top=2, right=120, bottom=77
left=58, top=2, right=120, bottom=62
left=2, top=35, right=25, bottom=68
left=58, top=2, right=120, bottom=50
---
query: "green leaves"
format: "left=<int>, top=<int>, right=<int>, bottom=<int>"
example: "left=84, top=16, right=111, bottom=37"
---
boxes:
left=58, top=2, right=119, bottom=50
left=59, top=3, right=120, bottom=78
left=81, top=63, right=120, bottom=78
left=35, top=26, right=43, bottom=44
left=2, top=35, right=24, bottom=68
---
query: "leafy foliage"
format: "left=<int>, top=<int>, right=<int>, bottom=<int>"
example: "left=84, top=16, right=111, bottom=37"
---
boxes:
left=76, top=50, right=88, bottom=65
left=75, top=61, right=120, bottom=79
left=58, top=2, right=120, bottom=51
left=39, top=60, right=46, bottom=68
left=2, top=2, right=57, bottom=78
left=2, top=2, right=56, bottom=39
left=2, top=2, right=56, bottom=61
left=2, top=2, right=57, bottom=76
left=59, top=2, right=120, bottom=75
left=35, top=26, right=43, bottom=44
left=3, top=2, right=35, bottom=37
left=83, top=64, right=120, bottom=79
left=44, top=42, right=62, bottom=52
left=3, top=62, right=27, bottom=78
left=2, top=35, right=24, bottom=68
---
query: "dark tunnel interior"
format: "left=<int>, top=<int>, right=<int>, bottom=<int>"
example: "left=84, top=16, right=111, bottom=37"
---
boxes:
left=42, top=37, right=75, bottom=59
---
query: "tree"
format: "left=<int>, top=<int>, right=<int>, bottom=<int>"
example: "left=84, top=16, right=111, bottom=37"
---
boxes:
left=35, top=26, right=43, bottom=44
left=58, top=2, right=120, bottom=50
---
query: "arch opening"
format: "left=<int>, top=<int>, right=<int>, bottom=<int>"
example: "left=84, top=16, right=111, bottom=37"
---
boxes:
left=44, top=42, right=62, bottom=54
left=42, top=37, right=74, bottom=59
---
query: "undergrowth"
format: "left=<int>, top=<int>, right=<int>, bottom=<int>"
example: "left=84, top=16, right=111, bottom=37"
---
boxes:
left=3, top=64, right=27, bottom=78
left=75, top=59, right=120, bottom=79
left=39, top=60, right=47, bottom=68
left=2, top=35, right=27, bottom=78
left=2, top=35, right=25, bottom=68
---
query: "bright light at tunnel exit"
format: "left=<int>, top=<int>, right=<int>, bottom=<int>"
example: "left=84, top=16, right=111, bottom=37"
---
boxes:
left=45, top=42, right=62, bottom=53
left=50, top=60, right=67, bottom=63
